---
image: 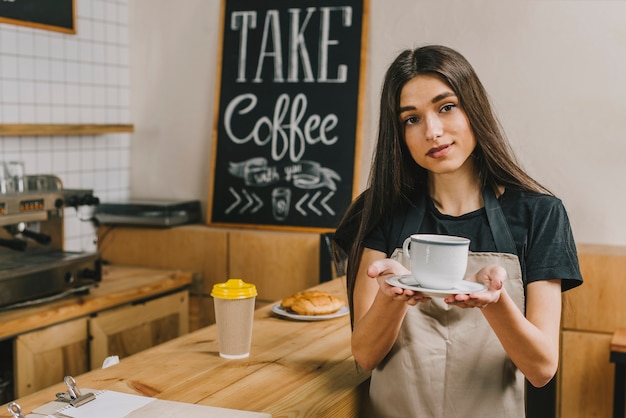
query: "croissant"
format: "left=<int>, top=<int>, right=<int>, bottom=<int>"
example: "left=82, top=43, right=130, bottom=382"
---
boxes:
left=280, top=290, right=345, bottom=316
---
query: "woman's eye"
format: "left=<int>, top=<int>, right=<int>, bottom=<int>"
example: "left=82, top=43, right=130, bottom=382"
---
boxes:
left=404, top=116, right=419, bottom=125
left=441, top=104, right=456, bottom=113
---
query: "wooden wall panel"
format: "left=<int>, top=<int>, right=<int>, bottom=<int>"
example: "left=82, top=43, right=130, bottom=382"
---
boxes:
left=98, top=225, right=227, bottom=328
left=560, top=331, right=613, bottom=418
left=557, top=244, right=626, bottom=417
left=97, top=226, right=325, bottom=324
left=98, top=225, right=228, bottom=291
left=563, top=244, right=626, bottom=332
left=228, top=230, right=321, bottom=303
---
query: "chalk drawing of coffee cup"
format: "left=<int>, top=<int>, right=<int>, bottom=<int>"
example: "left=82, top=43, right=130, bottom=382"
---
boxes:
left=271, top=187, right=291, bottom=221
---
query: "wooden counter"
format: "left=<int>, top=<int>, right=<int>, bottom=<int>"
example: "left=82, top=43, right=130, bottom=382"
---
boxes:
left=1, top=278, right=371, bottom=418
left=559, top=243, right=626, bottom=417
left=0, top=265, right=193, bottom=340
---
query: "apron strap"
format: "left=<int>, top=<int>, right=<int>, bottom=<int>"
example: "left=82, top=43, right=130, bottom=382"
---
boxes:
left=390, top=193, right=426, bottom=255
left=482, top=188, right=517, bottom=255
left=392, top=189, right=517, bottom=256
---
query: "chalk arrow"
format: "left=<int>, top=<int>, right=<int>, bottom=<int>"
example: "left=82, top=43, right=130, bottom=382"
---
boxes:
left=225, top=187, right=241, bottom=214
left=295, top=193, right=309, bottom=216
left=250, top=193, right=263, bottom=213
left=307, top=191, right=322, bottom=216
left=320, top=191, right=335, bottom=216
left=239, top=189, right=254, bottom=214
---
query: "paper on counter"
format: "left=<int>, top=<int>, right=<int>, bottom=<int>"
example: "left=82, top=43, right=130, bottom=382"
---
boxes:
left=28, top=389, right=271, bottom=418
left=51, top=390, right=154, bottom=418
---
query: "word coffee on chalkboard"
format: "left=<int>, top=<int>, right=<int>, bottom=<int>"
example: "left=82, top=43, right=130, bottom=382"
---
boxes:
left=0, top=0, right=75, bottom=34
left=208, top=0, right=368, bottom=231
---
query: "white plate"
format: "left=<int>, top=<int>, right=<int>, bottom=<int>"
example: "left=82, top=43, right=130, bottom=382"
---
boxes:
left=385, top=275, right=487, bottom=298
left=271, top=303, right=349, bottom=321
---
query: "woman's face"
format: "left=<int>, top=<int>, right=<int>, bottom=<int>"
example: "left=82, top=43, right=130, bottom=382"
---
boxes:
left=399, top=74, right=476, bottom=177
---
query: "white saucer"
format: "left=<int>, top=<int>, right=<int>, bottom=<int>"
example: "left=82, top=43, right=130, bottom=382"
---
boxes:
left=271, top=304, right=350, bottom=321
left=385, top=275, right=487, bottom=298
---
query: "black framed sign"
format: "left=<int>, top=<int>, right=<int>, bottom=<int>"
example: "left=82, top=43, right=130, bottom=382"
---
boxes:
left=208, top=0, right=368, bottom=232
left=0, top=0, right=75, bottom=34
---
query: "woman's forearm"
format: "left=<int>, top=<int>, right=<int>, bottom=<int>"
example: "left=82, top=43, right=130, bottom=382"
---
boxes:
left=481, top=280, right=562, bottom=387
left=352, top=289, right=408, bottom=370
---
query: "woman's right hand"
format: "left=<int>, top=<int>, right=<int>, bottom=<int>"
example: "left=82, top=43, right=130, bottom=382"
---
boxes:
left=352, top=250, right=428, bottom=370
left=367, top=258, right=430, bottom=305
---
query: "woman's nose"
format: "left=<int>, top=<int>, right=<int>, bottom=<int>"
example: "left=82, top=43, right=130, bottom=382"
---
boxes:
left=424, top=114, right=443, bottom=141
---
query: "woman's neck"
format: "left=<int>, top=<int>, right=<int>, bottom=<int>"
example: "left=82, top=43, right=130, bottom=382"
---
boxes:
left=428, top=173, right=483, bottom=217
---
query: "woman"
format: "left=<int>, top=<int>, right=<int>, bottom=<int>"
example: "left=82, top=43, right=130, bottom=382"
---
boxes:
left=333, top=45, right=582, bottom=417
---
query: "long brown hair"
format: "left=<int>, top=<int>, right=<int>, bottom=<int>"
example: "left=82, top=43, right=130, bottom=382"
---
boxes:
left=334, top=45, right=550, bottom=326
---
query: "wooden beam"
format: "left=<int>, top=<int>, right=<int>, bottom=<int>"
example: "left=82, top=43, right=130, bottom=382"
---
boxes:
left=0, top=124, right=135, bottom=136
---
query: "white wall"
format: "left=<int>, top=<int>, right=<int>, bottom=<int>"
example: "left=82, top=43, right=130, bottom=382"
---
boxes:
left=128, top=0, right=217, bottom=202
left=364, top=0, right=626, bottom=246
left=128, top=0, right=626, bottom=246
left=2, top=1, right=623, bottom=247
left=0, top=0, right=131, bottom=251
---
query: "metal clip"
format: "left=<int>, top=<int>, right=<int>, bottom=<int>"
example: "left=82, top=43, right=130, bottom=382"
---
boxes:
left=56, top=375, right=96, bottom=407
left=65, top=376, right=82, bottom=399
left=7, top=402, right=24, bottom=418
left=55, top=391, right=71, bottom=403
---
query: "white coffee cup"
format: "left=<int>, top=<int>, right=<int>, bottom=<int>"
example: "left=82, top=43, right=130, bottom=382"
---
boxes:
left=402, top=234, right=470, bottom=289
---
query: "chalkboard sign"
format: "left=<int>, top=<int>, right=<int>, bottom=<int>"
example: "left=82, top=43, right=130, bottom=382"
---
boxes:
left=208, top=0, right=368, bottom=232
left=0, top=0, right=75, bottom=34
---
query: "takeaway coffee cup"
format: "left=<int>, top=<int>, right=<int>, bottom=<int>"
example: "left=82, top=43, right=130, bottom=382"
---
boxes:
left=402, top=234, right=470, bottom=289
left=211, top=278, right=257, bottom=359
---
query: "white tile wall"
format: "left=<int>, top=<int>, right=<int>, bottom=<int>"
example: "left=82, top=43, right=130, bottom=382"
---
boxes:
left=0, top=0, right=131, bottom=252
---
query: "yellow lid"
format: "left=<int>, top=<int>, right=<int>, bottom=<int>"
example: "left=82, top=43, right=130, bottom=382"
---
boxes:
left=211, top=278, right=257, bottom=299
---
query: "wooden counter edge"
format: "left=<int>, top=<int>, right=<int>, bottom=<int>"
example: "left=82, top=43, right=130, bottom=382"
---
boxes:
left=611, top=328, right=626, bottom=354
left=0, top=265, right=193, bottom=340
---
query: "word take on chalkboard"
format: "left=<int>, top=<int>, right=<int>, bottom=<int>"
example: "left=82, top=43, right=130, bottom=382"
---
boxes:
left=209, top=0, right=368, bottom=232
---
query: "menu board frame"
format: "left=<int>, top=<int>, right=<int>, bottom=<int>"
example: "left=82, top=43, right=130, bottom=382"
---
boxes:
left=0, top=0, right=76, bottom=34
left=208, top=0, right=368, bottom=232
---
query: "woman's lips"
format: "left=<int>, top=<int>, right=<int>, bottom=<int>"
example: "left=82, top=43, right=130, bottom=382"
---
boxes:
left=427, top=144, right=451, bottom=158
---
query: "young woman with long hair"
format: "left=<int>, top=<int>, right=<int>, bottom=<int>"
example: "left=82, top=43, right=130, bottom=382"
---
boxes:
left=333, top=45, right=582, bottom=417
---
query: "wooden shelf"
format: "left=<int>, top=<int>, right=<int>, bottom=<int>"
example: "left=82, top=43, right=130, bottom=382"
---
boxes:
left=0, top=124, right=135, bottom=136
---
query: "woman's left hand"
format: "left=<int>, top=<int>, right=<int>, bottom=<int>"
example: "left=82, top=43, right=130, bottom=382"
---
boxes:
left=444, top=264, right=507, bottom=308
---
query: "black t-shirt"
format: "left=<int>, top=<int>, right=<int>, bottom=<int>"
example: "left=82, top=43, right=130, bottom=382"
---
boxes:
left=364, top=188, right=583, bottom=291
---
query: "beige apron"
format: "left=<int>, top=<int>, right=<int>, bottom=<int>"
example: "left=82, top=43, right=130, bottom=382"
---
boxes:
left=368, top=190, right=526, bottom=418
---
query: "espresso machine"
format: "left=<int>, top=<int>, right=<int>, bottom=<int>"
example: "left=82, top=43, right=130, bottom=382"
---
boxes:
left=0, top=174, right=102, bottom=309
